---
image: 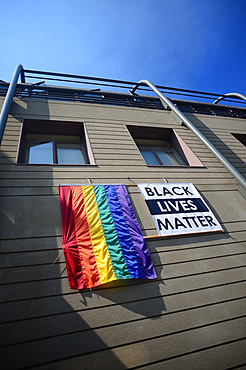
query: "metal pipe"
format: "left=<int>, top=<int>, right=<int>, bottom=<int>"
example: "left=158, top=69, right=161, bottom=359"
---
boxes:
left=131, top=79, right=246, bottom=192
left=213, top=92, right=246, bottom=104
left=0, top=64, right=24, bottom=145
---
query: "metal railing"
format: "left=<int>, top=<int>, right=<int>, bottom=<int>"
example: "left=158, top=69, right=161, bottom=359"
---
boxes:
left=21, top=68, right=246, bottom=106
left=0, top=64, right=23, bottom=144
left=1, top=80, right=246, bottom=118
left=1, top=65, right=246, bottom=162
left=130, top=79, right=246, bottom=194
left=213, top=92, right=246, bottom=104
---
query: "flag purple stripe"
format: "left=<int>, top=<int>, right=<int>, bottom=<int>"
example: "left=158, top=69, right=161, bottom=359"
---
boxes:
left=104, top=185, right=143, bottom=279
left=114, top=185, right=157, bottom=279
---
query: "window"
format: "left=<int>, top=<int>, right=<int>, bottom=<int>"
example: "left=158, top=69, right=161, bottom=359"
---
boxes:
left=127, top=125, right=204, bottom=167
left=136, top=138, right=183, bottom=166
left=17, top=119, right=95, bottom=165
left=231, top=133, right=246, bottom=147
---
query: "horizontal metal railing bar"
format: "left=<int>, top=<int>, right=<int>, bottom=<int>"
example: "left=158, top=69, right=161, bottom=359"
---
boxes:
left=23, top=68, right=226, bottom=98
left=1, top=82, right=246, bottom=115
left=1, top=67, right=246, bottom=107
left=2, top=73, right=246, bottom=107
left=25, top=76, right=226, bottom=103
left=25, top=74, right=218, bottom=99
left=15, top=86, right=165, bottom=103
left=23, top=69, right=138, bottom=86
left=4, top=83, right=246, bottom=109
left=10, top=83, right=246, bottom=105
left=24, top=75, right=142, bottom=93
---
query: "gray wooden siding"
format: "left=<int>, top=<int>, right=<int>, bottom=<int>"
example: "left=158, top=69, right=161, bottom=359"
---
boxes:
left=0, top=97, right=245, bottom=369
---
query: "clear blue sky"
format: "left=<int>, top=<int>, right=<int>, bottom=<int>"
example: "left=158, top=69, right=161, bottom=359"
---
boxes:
left=1, top=0, right=246, bottom=96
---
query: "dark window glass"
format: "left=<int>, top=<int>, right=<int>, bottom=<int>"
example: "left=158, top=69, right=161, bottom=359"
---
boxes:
left=127, top=125, right=204, bottom=168
left=231, top=133, right=246, bottom=147
left=23, top=133, right=88, bottom=165
left=26, top=140, right=53, bottom=164
left=56, top=143, right=85, bottom=165
left=17, top=119, right=95, bottom=165
left=136, top=139, right=183, bottom=166
left=139, top=146, right=160, bottom=165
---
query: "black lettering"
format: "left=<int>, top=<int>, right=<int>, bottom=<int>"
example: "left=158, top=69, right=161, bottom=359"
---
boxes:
left=189, top=216, right=199, bottom=227
left=163, top=187, right=173, bottom=196
left=205, top=215, right=217, bottom=226
left=174, top=217, right=187, bottom=229
left=172, top=187, right=183, bottom=196
left=157, top=218, right=174, bottom=231
left=154, top=187, right=162, bottom=196
left=182, top=217, right=193, bottom=228
left=182, top=186, right=193, bottom=196
left=197, top=216, right=209, bottom=227
left=145, top=187, right=154, bottom=196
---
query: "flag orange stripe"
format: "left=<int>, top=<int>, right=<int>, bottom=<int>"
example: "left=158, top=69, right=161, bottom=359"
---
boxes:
left=71, top=186, right=101, bottom=288
left=82, top=185, right=116, bottom=285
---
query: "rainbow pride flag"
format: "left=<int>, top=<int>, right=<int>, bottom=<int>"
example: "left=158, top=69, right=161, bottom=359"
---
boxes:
left=59, top=184, right=156, bottom=290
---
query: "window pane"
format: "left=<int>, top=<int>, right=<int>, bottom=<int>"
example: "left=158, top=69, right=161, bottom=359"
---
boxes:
left=156, top=148, right=183, bottom=166
left=57, top=143, right=85, bottom=164
left=26, top=141, right=53, bottom=164
left=139, top=147, right=160, bottom=165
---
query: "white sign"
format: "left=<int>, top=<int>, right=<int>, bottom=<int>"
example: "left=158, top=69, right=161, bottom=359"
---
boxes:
left=137, top=183, right=223, bottom=236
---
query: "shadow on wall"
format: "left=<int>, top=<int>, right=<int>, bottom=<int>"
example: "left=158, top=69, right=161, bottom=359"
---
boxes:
left=11, top=94, right=51, bottom=120
left=79, top=254, right=166, bottom=319
left=0, top=117, right=127, bottom=368
left=0, top=96, right=166, bottom=369
left=186, top=113, right=246, bottom=178
left=0, top=179, right=165, bottom=366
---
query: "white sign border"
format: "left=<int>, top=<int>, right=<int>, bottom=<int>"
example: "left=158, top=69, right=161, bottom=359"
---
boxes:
left=137, top=183, right=224, bottom=237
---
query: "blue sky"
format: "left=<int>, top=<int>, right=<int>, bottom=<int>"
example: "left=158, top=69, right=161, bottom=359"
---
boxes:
left=1, top=0, right=246, bottom=97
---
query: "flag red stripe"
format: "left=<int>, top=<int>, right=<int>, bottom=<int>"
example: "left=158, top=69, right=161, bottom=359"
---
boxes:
left=59, top=186, right=85, bottom=289
left=71, top=186, right=101, bottom=288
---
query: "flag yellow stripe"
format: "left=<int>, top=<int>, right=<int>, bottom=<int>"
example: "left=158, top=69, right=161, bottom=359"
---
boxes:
left=82, top=185, right=116, bottom=285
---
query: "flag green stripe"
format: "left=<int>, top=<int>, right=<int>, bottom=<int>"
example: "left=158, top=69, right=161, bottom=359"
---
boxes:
left=93, top=185, right=131, bottom=279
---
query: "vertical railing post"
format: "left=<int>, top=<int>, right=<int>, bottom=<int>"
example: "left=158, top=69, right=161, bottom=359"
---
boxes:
left=131, top=79, right=246, bottom=193
left=0, top=64, right=24, bottom=145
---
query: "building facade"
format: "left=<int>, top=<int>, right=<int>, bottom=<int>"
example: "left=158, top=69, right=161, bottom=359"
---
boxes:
left=0, top=68, right=246, bottom=369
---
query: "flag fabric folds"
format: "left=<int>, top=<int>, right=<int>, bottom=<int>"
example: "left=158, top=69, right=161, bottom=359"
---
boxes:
left=59, top=184, right=157, bottom=290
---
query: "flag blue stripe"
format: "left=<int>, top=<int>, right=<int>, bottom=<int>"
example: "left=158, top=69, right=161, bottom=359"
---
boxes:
left=104, top=185, right=143, bottom=278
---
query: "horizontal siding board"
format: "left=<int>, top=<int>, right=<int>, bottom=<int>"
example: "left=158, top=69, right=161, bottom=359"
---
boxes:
left=0, top=264, right=245, bottom=305
left=32, top=339, right=246, bottom=370
left=1, top=242, right=245, bottom=271
left=1, top=260, right=246, bottom=316
left=142, top=340, right=246, bottom=370
left=0, top=171, right=235, bottom=183
left=0, top=145, right=19, bottom=151
left=1, top=276, right=245, bottom=323
left=0, top=236, right=62, bottom=253
left=0, top=316, right=245, bottom=369
left=0, top=179, right=237, bottom=189
left=0, top=165, right=231, bottom=174
left=1, top=191, right=245, bottom=238
left=1, top=274, right=246, bottom=324
left=1, top=295, right=245, bottom=347
left=0, top=248, right=64, bottom=268
left=0, top=252, right=245, bottom=286
left=0, top=170, right=231, bottom=180
left=1, top=192, right=245, bottom=240
left=0, top=97, right=245, bottom=369
left=0, top=182, right=240, bottom=197
left=107, top=319, right=246, bottom=369
left=0, top=226, right=244, bottom=253
left=151, top=231, right=246, bottom=251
